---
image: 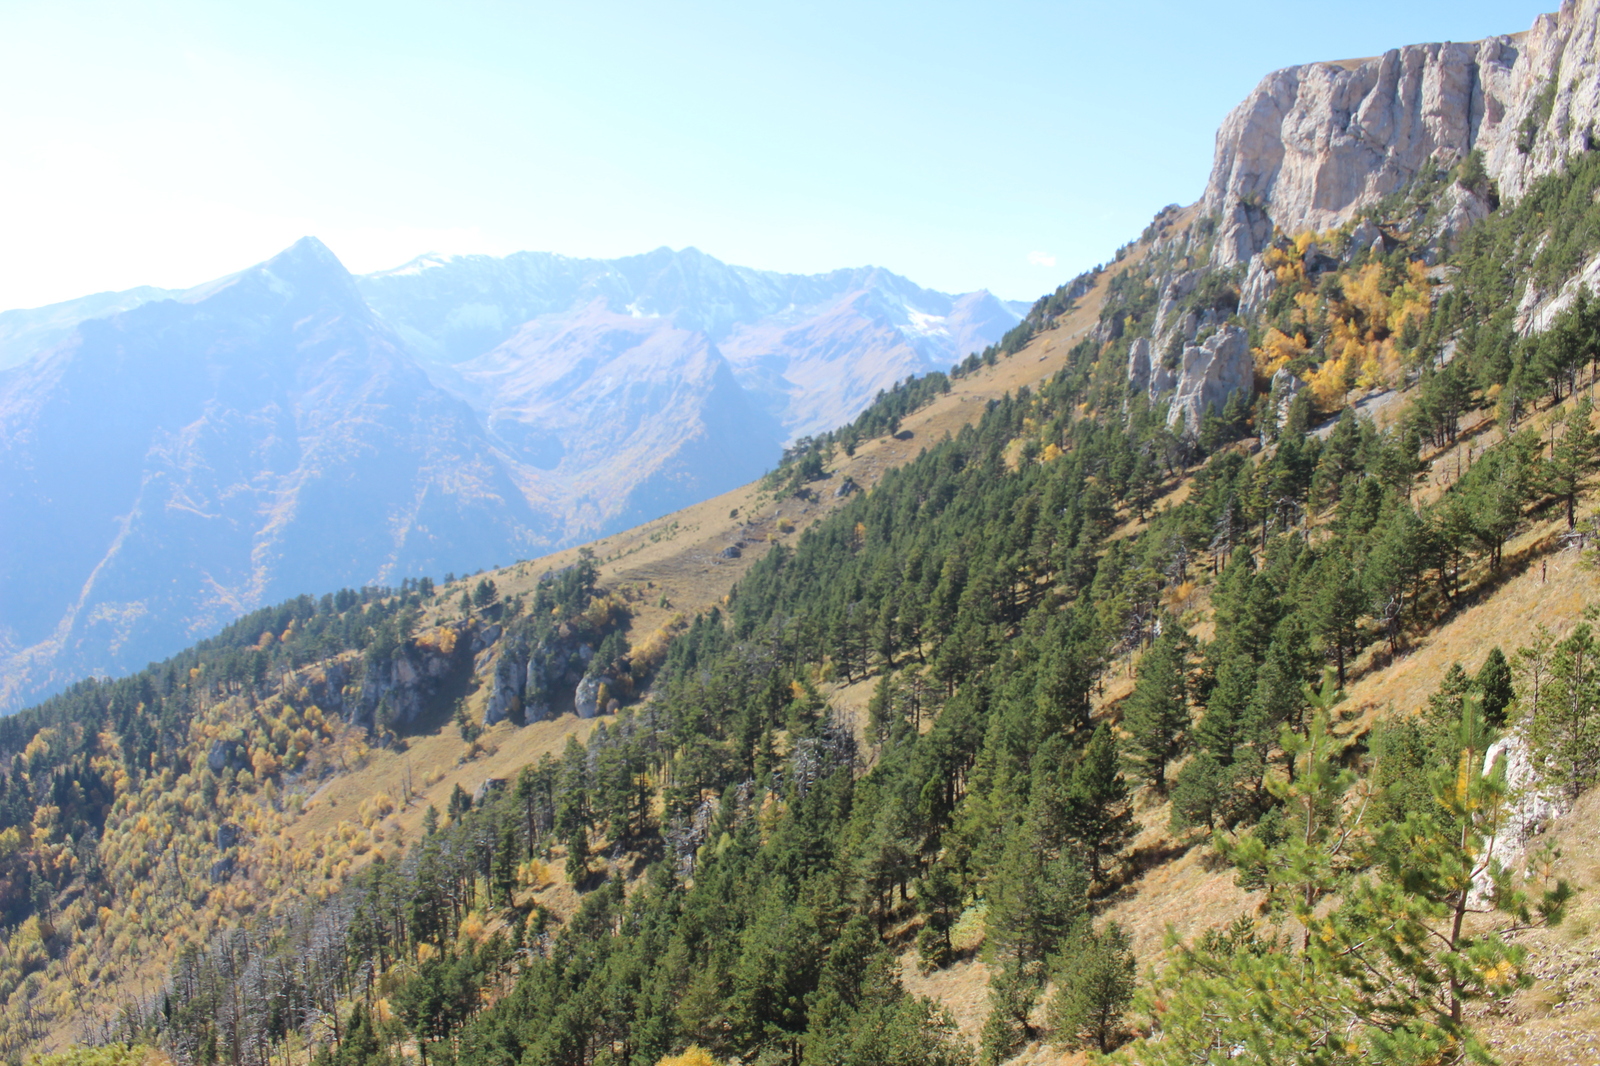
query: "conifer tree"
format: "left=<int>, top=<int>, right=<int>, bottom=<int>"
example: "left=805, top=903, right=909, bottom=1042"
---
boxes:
left=1048, top=922, right=1135, bottom=1054
left=1548, top=397, right=1598, bottom=529
left=1474, top=645, right=1514, bottom=726
left=1310, top=550, right=1364, bottom=687
left=1061, top=723, right=1133, bottom=886
left=1122, top=627, right=1188, bottom=792
left=1216, top=704, right=1362, bottom=949
left=1529, top=622, right=1600, bottom=799
left=1142, top=699, right=1570, bottom=1066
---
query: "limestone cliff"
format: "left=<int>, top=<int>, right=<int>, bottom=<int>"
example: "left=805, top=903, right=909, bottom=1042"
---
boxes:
left=1202, top=0, right=1600, bottom=266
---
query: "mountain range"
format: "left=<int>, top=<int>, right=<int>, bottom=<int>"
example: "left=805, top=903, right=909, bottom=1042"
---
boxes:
left=0, top=242, right=1023, bottom=712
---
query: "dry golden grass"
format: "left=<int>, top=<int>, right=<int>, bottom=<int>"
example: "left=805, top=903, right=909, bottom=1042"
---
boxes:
left=1341, top=515, right=1600, bottom=733
left=1475, top=787, right=1600, bottom=1065
left=898, top=951, right=993, bottom=1040
left=283, top=713, right=601, bottom=861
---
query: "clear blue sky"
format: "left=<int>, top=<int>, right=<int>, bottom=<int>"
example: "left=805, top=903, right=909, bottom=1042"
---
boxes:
left=0, top=1, right=1557, bottom=310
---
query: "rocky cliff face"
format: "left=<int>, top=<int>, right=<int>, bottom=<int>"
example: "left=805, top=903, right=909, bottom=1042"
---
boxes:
left=1112, top=1, right=1600, bottom=437
left=1166, top=326, right=1253, bottom=436
left=1202, top=1, right=1600, bottom=267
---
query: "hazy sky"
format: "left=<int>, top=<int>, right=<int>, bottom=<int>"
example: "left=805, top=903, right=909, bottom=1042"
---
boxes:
left=0, top=0, right=1556, bottom=309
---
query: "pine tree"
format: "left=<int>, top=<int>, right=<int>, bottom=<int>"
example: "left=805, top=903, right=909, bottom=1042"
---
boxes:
left=1474, top=645, right=1514, bottom=726
left=1548, top=396, right=1598, bottom=529
left=1122, top=628, right=1188, bottom=793
left=915, top=862, right=962, bottom=972
left=1216, top=705, right=1361, bottom=949
left=1047, top=922, right=1135, bottom=1053
left=1309, top=550, right=1364, bottom=687
left=1061, top=723, right=1132, bottom=886
left=1529, top=622, right=1600, bottom=799
left=1144, top=699, right=1571, bottom=1066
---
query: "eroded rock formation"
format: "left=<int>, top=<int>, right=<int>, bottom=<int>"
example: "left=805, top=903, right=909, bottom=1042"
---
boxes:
left=1167, top=326, right=1253, bottom=436
left=1202, top=1, right=1600, bottom=267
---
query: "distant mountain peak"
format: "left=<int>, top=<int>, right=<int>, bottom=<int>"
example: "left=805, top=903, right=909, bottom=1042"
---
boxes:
left=269, top=235, right=344, bottom=270
left=367, top=251, right=459, bottom=278
left=178, top=236, right=365, bottom=314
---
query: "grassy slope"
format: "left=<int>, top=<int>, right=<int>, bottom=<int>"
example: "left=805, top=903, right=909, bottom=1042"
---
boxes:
left=43, top=201, right=1600, bottom=1065
left=32, top=229, right=1145, bottom=1053
left=238, top=224, right=1600, bottom=1065
left=894, top=359, right=1600, bottom=1066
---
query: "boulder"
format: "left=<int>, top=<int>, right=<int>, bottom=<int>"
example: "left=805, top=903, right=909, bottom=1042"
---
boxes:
left=206, top=739, right=246, bottom=775
left=1346, top=221, right=1383, bottom=262
left=834, top=478, right=857, bottom=498
left=484, top=649, right=525, bottom=727
left=1473, top=728, right=1568, bottom=901
left=1270, top=366, right=1307, bottom=427
left=1152, top=270, right=1199, bottom=340
left=1302, top=244, right=1340, bottom=277
left=523, top=659, right=552, bottom=723
left=1271, top=366, right=1306, bottom=403
left=1149, top=356, right=1177, bottom=400
left=720, top=544, right=742, bottom=559
left=575, top=675, right=607, bottom=719
left=1167, top=326, right=1253, bottom=436
left=216, top=822, right=241, bottom=850
left=470, top=624, right=501, bottom=654
left=1430, top=183, right=1491, bottom=255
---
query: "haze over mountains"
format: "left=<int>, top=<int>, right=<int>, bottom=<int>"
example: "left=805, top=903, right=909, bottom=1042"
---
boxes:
left=0, top=240, right=1023, bottom=712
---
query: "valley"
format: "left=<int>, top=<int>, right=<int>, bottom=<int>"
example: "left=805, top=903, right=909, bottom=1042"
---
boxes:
left=15, top=4, right=1600, bottom=1066
left=0, top=245, right=1023, bottom=716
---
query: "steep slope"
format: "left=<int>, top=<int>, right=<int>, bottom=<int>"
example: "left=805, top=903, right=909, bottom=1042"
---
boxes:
left=0, top=238, right=548, bottom=712
left=0, top=243, right=1023, bottom=714
left=25, top=6, right=1600, bottom=1065
left=0, top=285, right=177, bottom=371
left=460, top=301, right=782, bottom=531
left=357, top=246, right=1026, bottom=439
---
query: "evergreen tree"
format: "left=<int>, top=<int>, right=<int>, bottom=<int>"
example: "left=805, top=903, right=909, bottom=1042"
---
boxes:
left=1529, top=622, right=1600, bottom=799
left=1047, top=922, right=1135, bottom=1054
left=1061, top=724, right=1133, bottom=886
left=1548, top=397, right=1598, bottom=529
left=1474, top=645, right=1515, bottom=727
left=1143, top=700, right=1571, bottom=1066
left=1123, top=627, right=1188, bottom=792
left=915, top=862, right=962, bottom=972
left=1309, top=550, right=1364, bottom=687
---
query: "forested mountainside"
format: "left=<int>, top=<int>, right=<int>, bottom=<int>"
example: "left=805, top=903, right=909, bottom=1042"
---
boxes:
left=0, top=242, right=1021, bottom=716
left=17, top=5, right=1600, bottom=1066
left=8, top=118, right=1600, bottom=1064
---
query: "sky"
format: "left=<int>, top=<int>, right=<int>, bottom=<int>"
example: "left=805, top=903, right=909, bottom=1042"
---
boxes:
left=0, top=0, right=1559, bottom=310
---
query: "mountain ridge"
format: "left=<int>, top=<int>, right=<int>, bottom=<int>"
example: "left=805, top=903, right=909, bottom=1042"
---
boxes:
left=0, top=241, right=1024, bottom=712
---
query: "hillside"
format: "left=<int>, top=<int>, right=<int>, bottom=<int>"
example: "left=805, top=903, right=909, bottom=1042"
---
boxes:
left=16, top=4, right=1600, bottom=1066
left=0, top=244, right=1023, bottom=715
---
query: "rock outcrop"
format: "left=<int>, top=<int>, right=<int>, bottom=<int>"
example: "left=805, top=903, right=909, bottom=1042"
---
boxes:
left=1201, top=1, right=1600, bottom=267
left=1269, top=365, right=1306, bottom=423
left=475, top=622, right=611, bottom=728
left=575, top=675, right=610, bottom=719
left=1202, top=38, right=1522, bottom=265
left=1166, top=326, right=1253, bottom=436
left=1127, top=336, right=1152, bottom=393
